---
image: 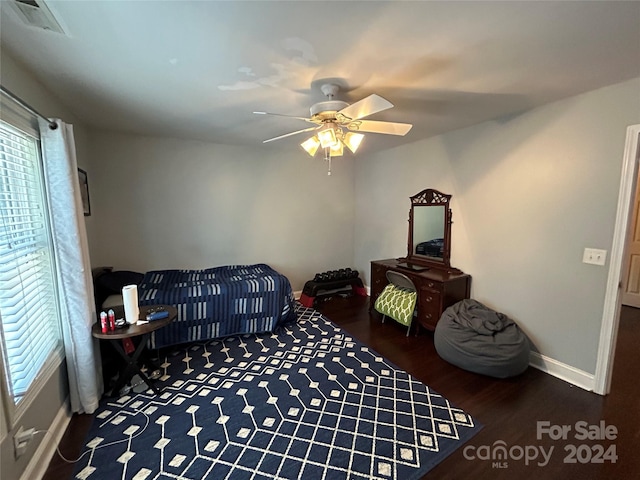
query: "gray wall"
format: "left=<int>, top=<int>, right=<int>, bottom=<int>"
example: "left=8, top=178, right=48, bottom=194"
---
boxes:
left=0, top=52, right=89, bottom=480
left=355, top=78, right=640, bottom=375
left=85, top=131, right=356, bottom=291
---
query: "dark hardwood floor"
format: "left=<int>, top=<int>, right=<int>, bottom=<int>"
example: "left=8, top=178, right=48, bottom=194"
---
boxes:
left=43, top=296, right=640, bottom=479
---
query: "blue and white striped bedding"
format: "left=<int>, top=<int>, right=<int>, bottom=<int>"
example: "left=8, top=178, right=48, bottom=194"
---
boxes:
left=138, top=264, right=296, bottom=349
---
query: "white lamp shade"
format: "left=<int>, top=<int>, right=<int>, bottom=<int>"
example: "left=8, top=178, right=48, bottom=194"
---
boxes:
left=329, top=141, right=344, bottom=157
left=318, top=126, right=338, bottom=148
left=300, top=136, right=321, bottom=157
left=343, top=132, right=364, bottom=153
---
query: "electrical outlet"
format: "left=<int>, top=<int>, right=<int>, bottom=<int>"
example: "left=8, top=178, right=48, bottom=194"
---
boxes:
left=583, top=248, right=607, bottom=266
left=13, top=426, right=35, bottom=458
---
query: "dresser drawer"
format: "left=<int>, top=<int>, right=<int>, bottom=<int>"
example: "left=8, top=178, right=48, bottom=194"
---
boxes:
left=372, top=266, right=387, bottom=287
left=424, top=280, right=443, bottom=292
left=370, top=263, right=391, bottom=309
left=418, top=289, right=442, bottom=329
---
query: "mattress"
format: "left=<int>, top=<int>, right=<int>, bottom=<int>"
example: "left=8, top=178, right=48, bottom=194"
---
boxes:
left=137, top=264, right=296, bottom=349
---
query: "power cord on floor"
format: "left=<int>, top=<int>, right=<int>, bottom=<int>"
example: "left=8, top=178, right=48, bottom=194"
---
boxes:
left=33, top=404, right=151, bottom=464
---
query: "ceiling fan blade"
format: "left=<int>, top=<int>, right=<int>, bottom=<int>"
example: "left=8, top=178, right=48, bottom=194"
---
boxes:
left=337, top=94, right=393, bottom=121
left=253, top=111, right=317, bottom=124
left=347, top=120, right=413, bottom=136
left=262, top=126, right=319, bottom=143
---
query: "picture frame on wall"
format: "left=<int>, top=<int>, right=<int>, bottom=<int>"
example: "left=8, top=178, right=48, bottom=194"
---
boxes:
left=78, top=168, right=91, bottom=216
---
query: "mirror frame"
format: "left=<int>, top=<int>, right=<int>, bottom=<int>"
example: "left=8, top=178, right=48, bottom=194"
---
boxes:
left=406, top=188, right=453, bottom=270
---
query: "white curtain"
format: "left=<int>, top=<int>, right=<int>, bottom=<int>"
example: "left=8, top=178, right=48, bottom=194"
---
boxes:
left=38, top=118, right=102, bottom=414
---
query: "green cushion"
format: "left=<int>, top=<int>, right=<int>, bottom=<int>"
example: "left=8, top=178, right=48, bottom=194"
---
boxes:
left=374, top=284, right=417, bottom=326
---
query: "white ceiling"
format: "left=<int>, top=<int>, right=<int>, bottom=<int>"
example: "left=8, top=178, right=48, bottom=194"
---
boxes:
left=2, top=0, right=639, bottom=155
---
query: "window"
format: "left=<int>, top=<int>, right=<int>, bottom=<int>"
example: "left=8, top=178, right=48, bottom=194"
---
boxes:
left=0, top=114, right=63, bottom=418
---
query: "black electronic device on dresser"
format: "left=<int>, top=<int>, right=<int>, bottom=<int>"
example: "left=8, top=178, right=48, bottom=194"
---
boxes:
left=370, top=189, right=471, bottom=331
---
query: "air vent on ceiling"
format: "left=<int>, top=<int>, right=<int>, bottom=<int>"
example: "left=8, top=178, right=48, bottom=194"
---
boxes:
left=8, top=0, right=67, bottom=35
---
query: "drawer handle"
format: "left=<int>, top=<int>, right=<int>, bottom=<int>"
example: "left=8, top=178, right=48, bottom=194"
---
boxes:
left=426, top=313, right=432, bottom=319
left=425, top=296, right=433, bottom=302
left=428, top=282, right=434, bottom=288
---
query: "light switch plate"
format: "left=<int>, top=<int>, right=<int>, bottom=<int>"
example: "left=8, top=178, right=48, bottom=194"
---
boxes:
left=583, top=248, right=607, bottom=266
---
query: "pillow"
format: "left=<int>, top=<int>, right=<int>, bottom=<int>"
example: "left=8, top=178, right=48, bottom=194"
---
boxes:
left=93, top=269, right=144, bottom=314
left=96, top=270, right=144, bottom=294
left=374, top=284, right=417, bottom=326
left=102, top=294, right=124, bottom=309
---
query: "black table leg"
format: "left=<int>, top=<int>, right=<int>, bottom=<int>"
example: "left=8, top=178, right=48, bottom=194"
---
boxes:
left=109, top=333, right=161, bottom=396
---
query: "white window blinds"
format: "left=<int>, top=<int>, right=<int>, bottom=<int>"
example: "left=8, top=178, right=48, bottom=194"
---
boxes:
left=0, top=119, right=62, bottom=406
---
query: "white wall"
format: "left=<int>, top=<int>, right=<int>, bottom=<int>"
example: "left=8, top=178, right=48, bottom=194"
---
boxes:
left=85, top=132, right=356, bottom=290
left=355, top=77, right=640, bottom=376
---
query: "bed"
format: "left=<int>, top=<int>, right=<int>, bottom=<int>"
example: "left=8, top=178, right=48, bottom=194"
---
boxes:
left=93, top=264, right=297, bottom=349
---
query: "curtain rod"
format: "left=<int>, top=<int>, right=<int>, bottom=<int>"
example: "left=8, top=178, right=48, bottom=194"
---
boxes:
left=0, top=85, right=58, bottom=130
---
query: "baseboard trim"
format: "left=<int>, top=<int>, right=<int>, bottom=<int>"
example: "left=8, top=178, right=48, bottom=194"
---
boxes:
left=21, top=399, right=71, bottom=480
left=529, top=352, right=595, bottom=392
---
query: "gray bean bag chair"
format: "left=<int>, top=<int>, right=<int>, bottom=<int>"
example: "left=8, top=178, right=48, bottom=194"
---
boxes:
left=434, top=299, right=530, bottom=378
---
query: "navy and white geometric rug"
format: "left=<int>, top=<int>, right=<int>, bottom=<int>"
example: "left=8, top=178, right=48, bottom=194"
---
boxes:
left=74, top=304, right=481, bottom=480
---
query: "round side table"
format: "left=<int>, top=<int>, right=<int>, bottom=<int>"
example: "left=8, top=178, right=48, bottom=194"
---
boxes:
left=92, top=304, right=177, bottom=396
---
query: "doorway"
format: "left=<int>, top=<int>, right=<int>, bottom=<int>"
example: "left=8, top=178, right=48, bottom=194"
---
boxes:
left=594, top=125, right=640, bottom=395
left=622, top=169, right=640, bottom=308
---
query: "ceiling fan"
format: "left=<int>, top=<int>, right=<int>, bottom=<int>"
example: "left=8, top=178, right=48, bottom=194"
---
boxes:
left=253, top=83, right=412, bottom=165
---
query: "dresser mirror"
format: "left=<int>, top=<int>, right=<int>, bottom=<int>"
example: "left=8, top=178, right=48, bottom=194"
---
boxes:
left=404, top=188, right=453, bottom=270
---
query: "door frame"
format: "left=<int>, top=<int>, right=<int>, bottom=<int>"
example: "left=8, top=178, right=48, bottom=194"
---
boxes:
left=594, top=124, right=640, bottom=395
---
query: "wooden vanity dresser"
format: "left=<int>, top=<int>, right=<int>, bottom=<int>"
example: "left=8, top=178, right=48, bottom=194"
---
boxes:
left=371, top=188, right=471, bottom=331
left=370, top=259, right=470, bottom=331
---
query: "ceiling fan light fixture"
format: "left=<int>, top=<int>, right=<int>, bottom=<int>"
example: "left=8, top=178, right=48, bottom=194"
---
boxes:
left=300, top=136, right=321, bottom=157
left=329, top=141, right=344, bottom=157
left=318, top=124, right=338, bottom=148
left=255, top=83, right=413, bottom=175
left=343, top=132, right=364, bottom=153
